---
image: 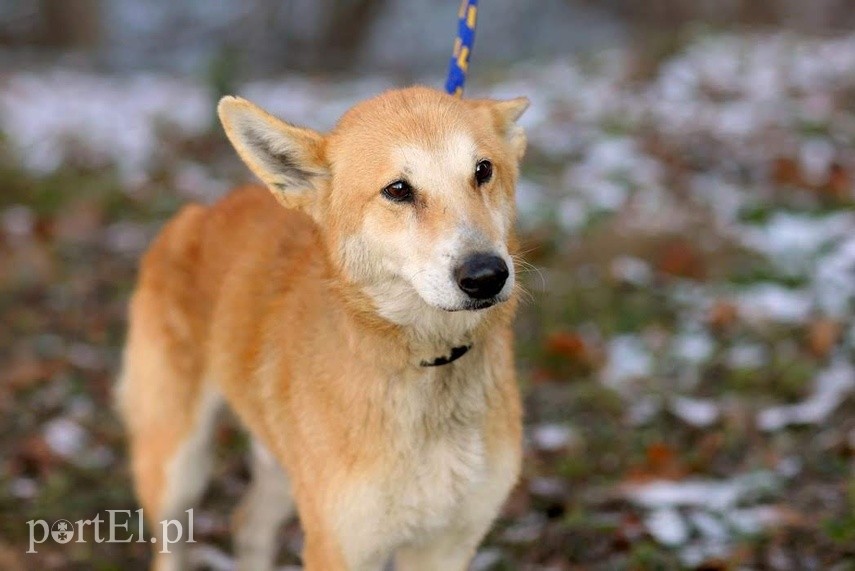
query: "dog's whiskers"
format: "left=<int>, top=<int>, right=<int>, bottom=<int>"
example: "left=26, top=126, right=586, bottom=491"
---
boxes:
left=511, top=255, right=545, bottom=292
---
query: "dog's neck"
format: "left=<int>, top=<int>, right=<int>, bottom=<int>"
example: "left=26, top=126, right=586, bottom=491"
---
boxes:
left=328, top=271, right=513, bottom=369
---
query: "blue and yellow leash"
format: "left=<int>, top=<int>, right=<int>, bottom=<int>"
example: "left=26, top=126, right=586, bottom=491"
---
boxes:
left=445, top=0, right=479, bottom=97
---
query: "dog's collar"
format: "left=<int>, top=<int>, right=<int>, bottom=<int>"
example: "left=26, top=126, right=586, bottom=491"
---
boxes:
left=420, top=344, right=472, bottom=367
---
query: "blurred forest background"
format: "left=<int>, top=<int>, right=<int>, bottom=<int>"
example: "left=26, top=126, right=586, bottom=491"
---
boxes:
left=1, top=1, right=855, bottom=569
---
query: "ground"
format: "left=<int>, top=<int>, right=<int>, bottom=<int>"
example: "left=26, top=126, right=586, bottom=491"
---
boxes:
left=0, top=32, right=854, bottom=570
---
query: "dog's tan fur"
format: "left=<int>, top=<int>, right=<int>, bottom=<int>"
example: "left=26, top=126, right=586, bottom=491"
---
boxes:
left=118, top=86, right=528, bottom=571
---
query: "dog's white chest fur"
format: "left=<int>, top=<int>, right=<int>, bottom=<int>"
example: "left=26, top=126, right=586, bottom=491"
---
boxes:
left=333, top=364, right=494, bottom=563
left=392, top=422, right=486, bottom=533
left=387, top=365, right=490, bottom=531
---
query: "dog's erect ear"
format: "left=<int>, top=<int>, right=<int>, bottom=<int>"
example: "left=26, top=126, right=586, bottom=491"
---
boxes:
left=492, top=97, right=530, bottom=124
left=218, top=96, right=328, bottom=212
left=490, top=97, right=530, bottom=159
left=471, top=96, right=530, bottom=159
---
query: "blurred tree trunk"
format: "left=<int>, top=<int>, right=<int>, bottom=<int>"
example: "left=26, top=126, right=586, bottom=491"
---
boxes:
left=583, top=0, right=855, bottom=31
left=38, top=0, right=101, bottom=50
left=319, top=0, right=389, bottom=70
left=253, top=0, right=388, bottom=71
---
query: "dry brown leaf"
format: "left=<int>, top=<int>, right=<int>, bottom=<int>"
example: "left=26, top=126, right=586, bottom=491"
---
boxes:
left=772, top=156, right=804, bottom=187
left=807, top=318, right=841, bottom=359
left=656, top=240, right=706, bottom=280
left=546, top=331, right=589, bottom=361
left=708, top=300, right=739, bottom=330
left=824, top=162, right=852, bottom=201
left=627, top=442, right=687, bottom=481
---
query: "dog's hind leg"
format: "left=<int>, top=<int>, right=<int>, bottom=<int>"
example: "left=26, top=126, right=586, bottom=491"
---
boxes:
left=117, top=298, right=221, bottom=570
left=233, top=438, right=295, bottom=571
left=119, top=363, right=220, bottom=571
left=152, top=389, right=220, bottom=571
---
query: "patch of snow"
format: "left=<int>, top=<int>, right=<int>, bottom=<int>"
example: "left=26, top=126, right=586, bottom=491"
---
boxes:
left=501, top=514, right=547, bottom=545
left=775, top=456, right=802, bottom=479
left=736, top=284, right=813, bottom=324
left=625, top=472, right=785, bottom=559
left=9, top=478, right=38, bottom=499
left=0, top=71, right=211, bottom=182
left=529, top=477, right=568, bottom=500
left=67, top=395, right=95, bottom=420
left=515, top=178, right=548, bottom=225
left=43, top=417, right=87, bottom=458
left=75, top=445, right=116, bottom=470
left=557, top=197, right=588, bottom=232
left=738, top=212, right=854, bottom=276
left=1, top=205, right=35, bottom=238
left=688, top=510, right=728, bottom=542
left=627, top=395, right=661, bottom=426
left=690, top=175, right=747, bottom=228
left=677, top=505, right=784, bottom=566
left=671, top=396, right=720, bottom=427
left=174, top=162, right=231, bottom=202
left=671, top=329, right=715, bottom=365
left=645, top=508, right=689, bottom=546
left=562, top=137, right=663, bottom=216
left=471, top=548, right=505, bottom=571
left=726, top=343, right=768, bottom=369
left=679, top=541, right=730, bottom=569
left=530, top=424, right=577, bottom=452
left=67, top=343, right=106, bottom=370
left=623, top=472, right=780, bottom=511
left=726, top=506, right=784, bottom=535
left=758, top=359, right=855, bottom=431
left=611, top=256, right=653, bottom=287
left=601, top=334, right=654, bottom=389
left=814, top=235, right=855, bottom=318
left=104, top=221, right=151, bottom=255
left=799, top=137, right=835, bottom=185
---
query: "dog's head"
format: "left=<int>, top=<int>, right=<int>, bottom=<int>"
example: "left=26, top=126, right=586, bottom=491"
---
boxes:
left=218, top=87, right=528, bottom=334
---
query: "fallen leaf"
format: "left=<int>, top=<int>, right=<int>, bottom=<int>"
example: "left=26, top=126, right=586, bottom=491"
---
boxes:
left=708, top=300, right=739, bottom=330
left=772, top=156, right=804, bottom=187
left=627, top=442, right=687, bottom=481
left=546, top=331, right=589, bottom=361
left=823, top=162, right=851, bottom=201
left=655, top=240, right=706, bottom=280
left=0, top=359, right=57, bottom=389
left=807, top=318, right=841, bottom=359
left=12, top=435, right=58, bottom=477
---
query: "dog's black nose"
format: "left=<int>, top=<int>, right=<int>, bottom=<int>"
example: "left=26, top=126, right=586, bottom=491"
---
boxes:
left=455, top=253, right=509, bottom=299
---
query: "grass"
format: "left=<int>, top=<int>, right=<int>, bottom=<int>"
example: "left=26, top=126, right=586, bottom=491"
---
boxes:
left=1, top=117, right=854, bottom=569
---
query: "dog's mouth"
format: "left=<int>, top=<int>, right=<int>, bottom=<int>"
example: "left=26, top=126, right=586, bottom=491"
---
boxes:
left=464, top=298, right=501, bottom=311
left=438, top=297, right=504, bottom=312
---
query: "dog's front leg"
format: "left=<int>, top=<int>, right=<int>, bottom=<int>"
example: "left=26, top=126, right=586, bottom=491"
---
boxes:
left=300, top=516, right=390, bottom=571
left=302, top=536, right=388, bottom=571
left=395, top=448, right=521, bottom=571
left=393, top=525, right=485, bottom=571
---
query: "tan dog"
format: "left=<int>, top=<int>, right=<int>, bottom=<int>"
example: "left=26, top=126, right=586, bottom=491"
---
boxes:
left=117, top=86, right=528, bottom=571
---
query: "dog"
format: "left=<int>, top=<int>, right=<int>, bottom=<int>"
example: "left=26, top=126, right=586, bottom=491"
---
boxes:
left=117, top=85, right=529, bottom=571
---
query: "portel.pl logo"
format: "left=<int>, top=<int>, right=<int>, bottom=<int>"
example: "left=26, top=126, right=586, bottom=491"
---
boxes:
left=27, top=509, right=194, bottom=554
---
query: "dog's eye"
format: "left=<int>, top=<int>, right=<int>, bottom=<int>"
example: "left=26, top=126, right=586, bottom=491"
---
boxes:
left=475, top=160, right=493, bottom=186
left=381, top=180, right=414, bottom=203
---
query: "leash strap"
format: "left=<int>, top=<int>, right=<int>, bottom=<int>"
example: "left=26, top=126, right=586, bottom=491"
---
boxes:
left=445, top=0, right=479, bottom=97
